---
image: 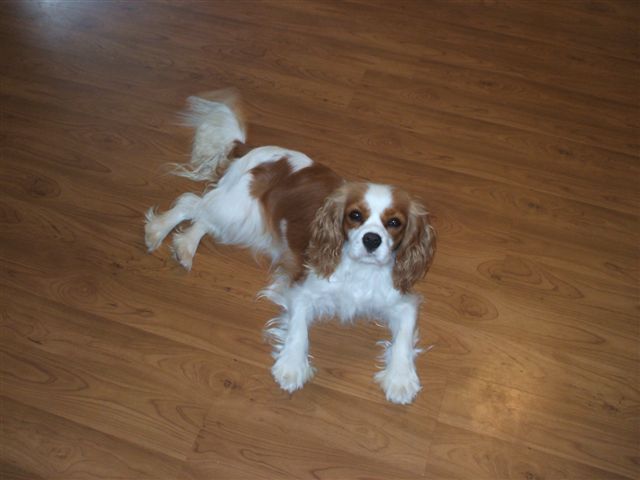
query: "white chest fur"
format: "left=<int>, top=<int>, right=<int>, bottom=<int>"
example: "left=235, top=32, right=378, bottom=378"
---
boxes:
left=299, top=252, right=403, bottom=323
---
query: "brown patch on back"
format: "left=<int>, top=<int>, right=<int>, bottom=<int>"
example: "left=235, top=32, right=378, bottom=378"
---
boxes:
left=251, top=160, right=343, bottom=281
left=249, top=157, right=292, bottom=198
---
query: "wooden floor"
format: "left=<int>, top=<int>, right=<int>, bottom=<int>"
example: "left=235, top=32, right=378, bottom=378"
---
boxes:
left=1, top=1, right=638, bottom=478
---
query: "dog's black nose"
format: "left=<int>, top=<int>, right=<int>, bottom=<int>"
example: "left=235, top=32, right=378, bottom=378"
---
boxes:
left=362, top=232, right=382, bottom=252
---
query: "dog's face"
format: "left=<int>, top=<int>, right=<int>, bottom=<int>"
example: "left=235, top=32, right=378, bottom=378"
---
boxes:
left=343, top=184, right=406, bottom=266
left=307, top=182, right=436, bottom=292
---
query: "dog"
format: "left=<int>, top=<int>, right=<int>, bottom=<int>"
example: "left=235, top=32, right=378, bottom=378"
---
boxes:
left=144, top=90, right=436, bottom=404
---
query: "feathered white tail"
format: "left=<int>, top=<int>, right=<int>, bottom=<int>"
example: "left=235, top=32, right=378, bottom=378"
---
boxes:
left=170, top=89, right=247, bottom=183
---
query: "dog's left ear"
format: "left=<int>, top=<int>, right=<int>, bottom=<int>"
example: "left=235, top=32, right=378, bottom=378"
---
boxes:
left=393, top=201, right=436, bottom=293
left=306, top=185, right=348, bottom=278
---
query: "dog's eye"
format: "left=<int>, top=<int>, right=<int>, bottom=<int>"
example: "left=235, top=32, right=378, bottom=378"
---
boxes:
left=349, top=210, right=363, bottom=222
left=387, top=217, right=402, bottom=228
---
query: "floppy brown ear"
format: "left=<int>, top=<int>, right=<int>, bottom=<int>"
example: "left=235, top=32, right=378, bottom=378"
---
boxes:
left=393, top=202, right=436, bottom=293
left=306, top=186, right=347, bottom=278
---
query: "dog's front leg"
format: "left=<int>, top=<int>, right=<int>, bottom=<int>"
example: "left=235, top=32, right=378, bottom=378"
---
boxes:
left=375, top=297, right=422, bottom=404
left=271, top=293, right=315, bottom=393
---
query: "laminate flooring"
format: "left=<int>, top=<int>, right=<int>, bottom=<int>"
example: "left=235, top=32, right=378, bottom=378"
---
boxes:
left=1, top=1, right=638, bottom=478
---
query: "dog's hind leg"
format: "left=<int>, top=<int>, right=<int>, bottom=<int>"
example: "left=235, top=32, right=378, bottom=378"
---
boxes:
left=145, top=193, right=201, bottom=251
left=172, top=221, right=207, bottom=270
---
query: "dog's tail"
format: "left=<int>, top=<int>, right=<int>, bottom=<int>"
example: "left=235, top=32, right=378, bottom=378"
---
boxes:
left=170, top=88, right=247, bottom=183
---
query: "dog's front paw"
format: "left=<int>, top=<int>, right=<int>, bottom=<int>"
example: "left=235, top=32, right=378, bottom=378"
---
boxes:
left=375, top=365, right=421, bottom=404
left=271, top=355, right=315, bottom=393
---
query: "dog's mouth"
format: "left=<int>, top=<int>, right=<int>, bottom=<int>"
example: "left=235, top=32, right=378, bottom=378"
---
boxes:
left=349, top=249, right=389, bottom=265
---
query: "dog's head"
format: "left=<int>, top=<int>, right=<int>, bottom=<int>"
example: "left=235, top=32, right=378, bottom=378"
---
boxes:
left=306, top=182, right=436, bottom=292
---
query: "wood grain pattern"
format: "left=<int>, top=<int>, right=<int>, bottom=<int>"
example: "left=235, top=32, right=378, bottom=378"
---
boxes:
left=1, top=396, right=191, bottom=480
left=1, top=1, right=638, bottom=479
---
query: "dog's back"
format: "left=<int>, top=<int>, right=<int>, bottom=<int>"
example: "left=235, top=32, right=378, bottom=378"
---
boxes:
left=145, top=93, right=330, bottom=269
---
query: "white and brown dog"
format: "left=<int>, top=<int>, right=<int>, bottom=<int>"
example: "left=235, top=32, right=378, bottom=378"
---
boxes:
left=145, top=90, right=436, bottom=404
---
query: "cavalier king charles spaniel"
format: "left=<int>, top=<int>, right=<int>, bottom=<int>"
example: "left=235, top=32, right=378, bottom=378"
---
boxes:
left=145, top=90, right=436, bottom=404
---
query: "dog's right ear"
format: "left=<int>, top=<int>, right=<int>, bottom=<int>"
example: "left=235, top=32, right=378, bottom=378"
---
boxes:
left=306, top=186, right=348, bottom=278
left=393, top=201, right=436, bottom=293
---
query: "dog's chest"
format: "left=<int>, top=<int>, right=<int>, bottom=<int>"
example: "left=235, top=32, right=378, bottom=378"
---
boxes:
left=306, top=258, right=400, bottom=320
